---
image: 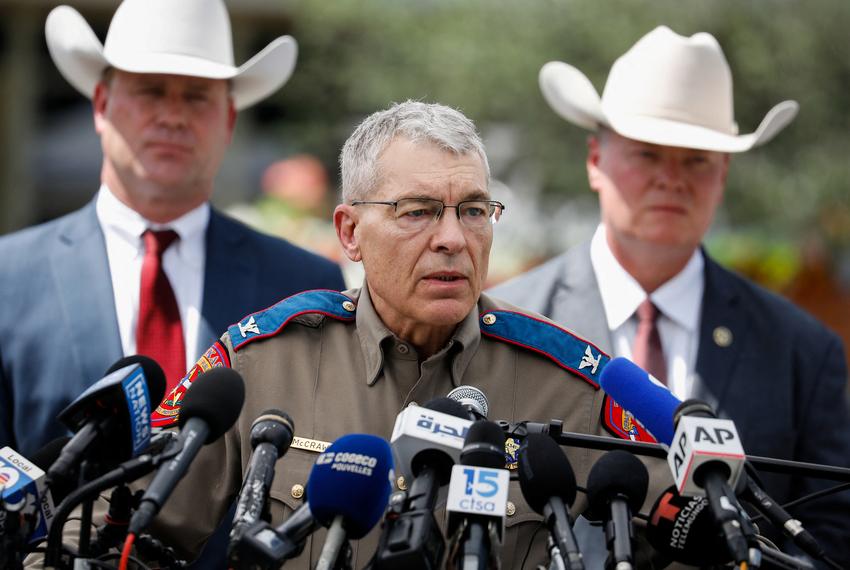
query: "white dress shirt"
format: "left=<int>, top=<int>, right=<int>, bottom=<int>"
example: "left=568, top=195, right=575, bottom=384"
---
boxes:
left=95, top=185, right=209, bottom=371
left=589, top=224, right=704, bottom=400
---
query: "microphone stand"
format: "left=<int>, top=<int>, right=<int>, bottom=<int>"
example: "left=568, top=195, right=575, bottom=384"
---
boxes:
left=500, top=420, right=850, bottom=483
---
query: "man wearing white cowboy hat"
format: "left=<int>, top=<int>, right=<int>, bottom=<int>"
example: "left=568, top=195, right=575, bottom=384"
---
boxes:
left=0, top=0, right=345, bottom=457
left=492, top=26, right=850, bottom=564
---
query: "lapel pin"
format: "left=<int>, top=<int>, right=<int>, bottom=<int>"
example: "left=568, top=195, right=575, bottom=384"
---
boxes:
left=713, top=326, right=733, bottom=347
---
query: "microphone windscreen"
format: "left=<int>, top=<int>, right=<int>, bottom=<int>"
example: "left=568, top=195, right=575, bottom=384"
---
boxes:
left=178, top=368, right=245, bottom=442
left=250, top=409, right=295, bottom=453
left=585, top=450, right=649, bottom=521
left=447, top=385, right=489, bottom=419
left=461, top=420, right=506, bottom=468
left=599, top=357, right=681, bottom=445
left=105, top=355, right=166, bottom=405
left=518, top=433, right=577, bottom=513
left=307, top=434, right=394, bottom=539
left=422, top=396, right=468, bottom=419
left=645, top=485, right=729, bottom=566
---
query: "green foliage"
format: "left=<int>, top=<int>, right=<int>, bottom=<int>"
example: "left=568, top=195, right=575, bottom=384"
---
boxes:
left=263, top=0, right=850, bottom=252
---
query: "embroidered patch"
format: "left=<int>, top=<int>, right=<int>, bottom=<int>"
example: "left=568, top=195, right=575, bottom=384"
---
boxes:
left=151, top=341, right=231, bottom=428
left=601, top=394, right=658, bottom=443
left=504, top=437, right=521, bottom=470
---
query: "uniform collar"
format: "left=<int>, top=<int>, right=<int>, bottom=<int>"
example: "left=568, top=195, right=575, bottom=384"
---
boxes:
left=590, top=224, right=704, bottom=331
left=354, top=284, right=481, bottom=387
left=95, top=184, right=210, bottom=269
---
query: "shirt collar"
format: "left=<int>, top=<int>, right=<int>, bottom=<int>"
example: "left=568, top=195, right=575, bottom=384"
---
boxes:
left=590, top=224, right=704, bottom=331
left=354, top=284, right=481, bottom=386
left=95, top=184, right=210, bottom=268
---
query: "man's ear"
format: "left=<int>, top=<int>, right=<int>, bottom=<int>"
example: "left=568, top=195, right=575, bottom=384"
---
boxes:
left=334, top=204, right=362, bottom=262
left=586, top=135, right=603, bottom=194
left=93, top=82, right=109, bottom=135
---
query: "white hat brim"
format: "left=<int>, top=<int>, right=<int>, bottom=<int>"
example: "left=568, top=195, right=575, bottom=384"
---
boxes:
left=45, top=6, right=297, bottom=110
left=539, top=60, right=799, bottom=153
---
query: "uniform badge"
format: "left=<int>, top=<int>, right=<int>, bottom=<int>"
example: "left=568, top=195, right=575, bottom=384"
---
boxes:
left=504, top=437, right=521, bottom=470
left=601, top=394, right=657, bottom=443
left=238, top=316, right=260, bottom=338
left=151, top=341, right=231, bottom=427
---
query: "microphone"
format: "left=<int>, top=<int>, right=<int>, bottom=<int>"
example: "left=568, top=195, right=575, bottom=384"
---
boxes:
left=1, top=445, right=57, bottom=548
left=308, top=434, right=394, bottom=570
left=599, top=359, right=748, bottom=564
left=48, top=356, right=166, bottom=485
left=375, top=398, right=470, bottom=570
left=518, top=433, right=584, bottom=570
left=446, top=420, right=509, bottom=570
left=584, top=450, right=649, bottom=570
left=127, top=367, right=245, bottom=536
left=645, top=485, right=731, bottom=566
left=598, top=357, right=679, bottom=445
left=646, top=486, right=817, bottom=570
left=390, top=398, right=472, bottom=483
left=447, top=385, right=489, bottom=420
left=228, top=409, right=295, bottom=561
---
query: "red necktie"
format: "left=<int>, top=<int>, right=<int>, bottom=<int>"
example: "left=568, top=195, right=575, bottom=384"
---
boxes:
left=136, top=229, right=186, bottom=393
left=632, top=299, right=667, bottom=384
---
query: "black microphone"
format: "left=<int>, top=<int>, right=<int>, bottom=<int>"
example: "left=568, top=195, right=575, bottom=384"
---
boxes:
left=373, top=397, right=469, bottom=570
left=517, top=433, right=584, bottom=570
left=127, top=367, right=245, bottom=536
left=228, top=409, right=295, bottom=561
left=585, top=450, right=649, bottom=570
left=48, top=355, right=166, bottom=486
left=447, top=420, right=508, bottom=570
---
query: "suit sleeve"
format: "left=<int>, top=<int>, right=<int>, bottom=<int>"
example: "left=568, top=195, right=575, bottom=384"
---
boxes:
left=791, top=332, right=850, bottom=565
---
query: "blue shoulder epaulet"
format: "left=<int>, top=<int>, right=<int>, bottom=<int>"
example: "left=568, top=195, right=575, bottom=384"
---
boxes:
left=479, top=310, right=609, bottom=388
left=228, top=290, right=356, bottom=352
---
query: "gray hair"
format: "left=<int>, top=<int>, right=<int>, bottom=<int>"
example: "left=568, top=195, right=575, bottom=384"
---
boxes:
left=340, top=100, right=490, bottom=202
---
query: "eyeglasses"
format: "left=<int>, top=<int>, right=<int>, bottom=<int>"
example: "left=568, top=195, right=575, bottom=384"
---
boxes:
left=350, top=198, right=505, bottom=232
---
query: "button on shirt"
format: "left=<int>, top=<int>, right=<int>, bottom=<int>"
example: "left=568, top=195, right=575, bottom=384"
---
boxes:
left=95, top=185, right=209, bottom=371
left=589, top=225, right=704, bottom=400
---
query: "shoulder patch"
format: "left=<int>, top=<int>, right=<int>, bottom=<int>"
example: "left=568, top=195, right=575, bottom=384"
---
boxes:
left=601, top=394, right=658, bottom=443
left=479, top=310, right=608, bottom=388
left=228, top=289, right=356, bottom=352
left=151, top=340, right=231, bottom=428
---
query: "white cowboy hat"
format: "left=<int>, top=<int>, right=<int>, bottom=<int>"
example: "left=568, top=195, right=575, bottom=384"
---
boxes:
left=539, top=26, right=798, bottom=152
left=45, top=0, right=297, bottom=110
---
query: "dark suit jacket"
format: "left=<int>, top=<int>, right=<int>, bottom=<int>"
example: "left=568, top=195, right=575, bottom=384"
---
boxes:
left=0, top=200, right=346, bottom=457
left=490, top=241, right=850, bottom=564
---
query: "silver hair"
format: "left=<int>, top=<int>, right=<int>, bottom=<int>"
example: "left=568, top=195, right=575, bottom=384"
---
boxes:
left=340, top=100, right=490, bottom=202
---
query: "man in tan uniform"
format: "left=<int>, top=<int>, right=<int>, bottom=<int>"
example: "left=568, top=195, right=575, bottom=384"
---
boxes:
left=147, top=101, right=670, bottom=568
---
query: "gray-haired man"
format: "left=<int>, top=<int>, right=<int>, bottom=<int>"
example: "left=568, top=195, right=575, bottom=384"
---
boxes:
left=144, top=100, right=670, bottom=568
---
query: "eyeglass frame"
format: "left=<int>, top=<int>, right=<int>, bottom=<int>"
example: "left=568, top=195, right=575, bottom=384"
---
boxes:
left=349, top=197, right=506, bottom=230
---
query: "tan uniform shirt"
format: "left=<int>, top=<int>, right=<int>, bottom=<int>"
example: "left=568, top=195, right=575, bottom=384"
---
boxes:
left=150, top=288, right=673, bottom=568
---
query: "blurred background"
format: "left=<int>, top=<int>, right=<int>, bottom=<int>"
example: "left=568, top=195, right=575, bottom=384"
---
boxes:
left=1, top=0, right=848, bottom=355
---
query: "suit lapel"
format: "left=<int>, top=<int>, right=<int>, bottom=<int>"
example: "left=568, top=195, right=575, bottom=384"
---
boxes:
left=548, top=243, right=613, bottom=354
left=694, top=254, right=749, bottom=414
left=198, top=209, right=256, bottom=355
left=49, top=202, right=122, bottom=383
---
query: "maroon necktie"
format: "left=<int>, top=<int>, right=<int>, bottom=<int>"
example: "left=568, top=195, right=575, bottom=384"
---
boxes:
left=632, top=299, right=667, bottom=384
left=136, top=229, right=185, bottom=393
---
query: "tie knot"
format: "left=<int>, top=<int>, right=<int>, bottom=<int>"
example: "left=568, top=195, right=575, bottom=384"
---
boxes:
left=143, top=229, right=179, bottom=257
left=636, top=298, right=659, bottom=324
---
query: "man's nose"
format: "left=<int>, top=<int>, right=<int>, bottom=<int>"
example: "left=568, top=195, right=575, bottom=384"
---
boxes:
left=430, top=209, right=467, bottom=253
left=157, top=94, right=189, bottom=128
